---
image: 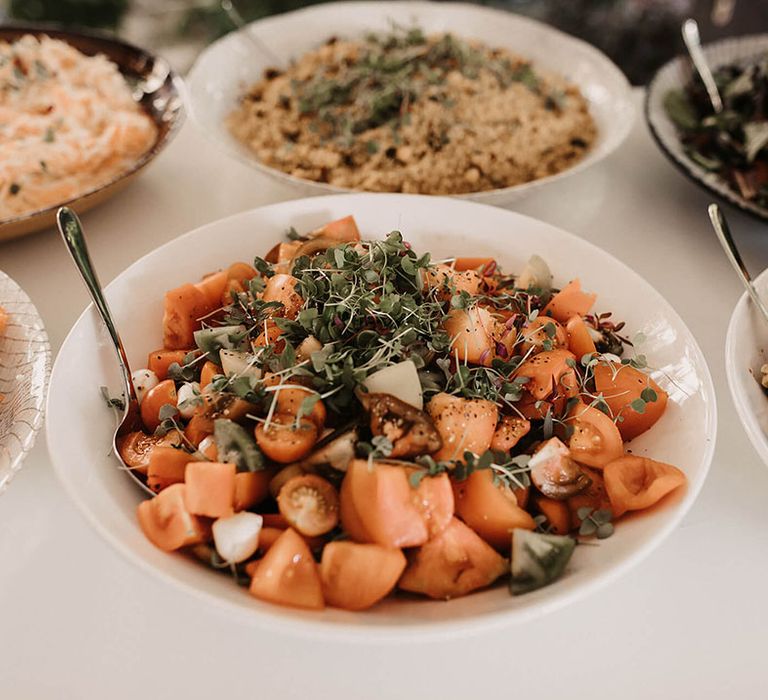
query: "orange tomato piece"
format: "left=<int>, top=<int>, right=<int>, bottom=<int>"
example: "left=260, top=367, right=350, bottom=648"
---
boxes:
left=566, top=401, right=624, bottom=469
left=341, top=459, right=428, bottom=548
left=534, top=496, right=572, bottom=536
left=269, top=386, right=326, bottom=429
left=265, top=241, right=302, bottom=264
left=425, top=265, right=483, bottom=299
left=443, top=306, right=495, bottom=364
left=543, top=279, right=597, bottom=323
left=491, top=416, right=531, bottom=453
left=249, top=527, right=325, bottom=610
left=252, top=319, right=284, bottom=350
left=565, top=316, right=597, bottom=359
left=147, top=349, right=191, bottom=381
left=398, top=518, right=508, bottom=600
left=339, top=471, right=372, bottom=542
left=312, top=215, right=361, bottom=242
left=200, top=360, right=222, bottom=389
left=0, top=306, right=7, bottom=335
left=140, top=379, right=177, bottom=433
left=194, top=270, right=228, bottom=310
left=516, top=394, right=552, bottom=421
left=452, top=470, right=535, bottom=550
left=184, top=461, right=236, bottom=518
left=137, top=484, right=205, bottom=552
left=262, top=274, right=304, bottom=319
left=277, top=474, right=340, bottom=536
left=453, top=257, right=495, bottom=273
left=227, top=262, right=258, bottom=285
left=514, top=349, right=578, bottom=401
left=407, top=471, right=454, bottom=539
left=604, top=456, right=686, bottom=517
left=320, top=541, right=406, bottom=611
left=147, top=446, right=190, bottom=493
left=233, top=471, right=271, bottom=511
left=256, top=526, right=284, bottom=553
left=254, top=414, right=318, bottom=463
left=163, top=283, right=210, bottom=350
left=427, top=392, right=498, bottom=461
left=221, top=278, right=244, bottom=305
left=184, top=414, right=214, bottom=447
left=518, top=316, right=567, bottom=355
left=117, top=429, right=182, bottom=474
left=593, top=362, right=669, bottom=441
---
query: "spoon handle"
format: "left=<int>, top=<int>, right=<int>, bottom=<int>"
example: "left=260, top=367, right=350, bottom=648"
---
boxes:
left=56, top=207, right=138, bottom=403
left=708, top=203, right=768, bottom=324
left=682, top=18, right=723, bottom=114
left=220, top=0, right=284, bottom=68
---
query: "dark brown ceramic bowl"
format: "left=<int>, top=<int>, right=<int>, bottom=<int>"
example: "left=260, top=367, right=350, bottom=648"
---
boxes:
left=0, top=23, right=184, bottom=241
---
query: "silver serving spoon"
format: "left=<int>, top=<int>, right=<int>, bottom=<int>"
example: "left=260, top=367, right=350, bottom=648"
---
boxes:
left=708, top=203, right=768, bottom=324
left=682, top=18, right=724, bottom=114
left=56, top=207, right=153, bottom=496
left=220, top=0, right=284, bottom=68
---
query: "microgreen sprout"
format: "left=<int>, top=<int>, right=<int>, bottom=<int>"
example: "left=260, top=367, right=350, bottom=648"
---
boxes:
left=576, top=507, right=614, bottom=539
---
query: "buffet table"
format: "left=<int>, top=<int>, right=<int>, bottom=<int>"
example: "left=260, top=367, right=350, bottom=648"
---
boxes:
left=2, top=91, right=767, bottom=699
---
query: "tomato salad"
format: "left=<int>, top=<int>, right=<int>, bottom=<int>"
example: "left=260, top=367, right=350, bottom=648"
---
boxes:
left=118, top=215, right=686, bottom=611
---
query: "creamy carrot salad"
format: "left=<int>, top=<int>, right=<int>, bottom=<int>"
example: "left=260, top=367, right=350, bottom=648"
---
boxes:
left=0, top=35, right=157, bottom=220
left=114, top=216, right=686, bottom=611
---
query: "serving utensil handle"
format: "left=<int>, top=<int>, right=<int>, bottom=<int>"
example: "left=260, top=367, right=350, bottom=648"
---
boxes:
left=681, top=19, right=724, bottom=114
left=56, top=207, right=138, bottom=403
left=708, top=203, right=768, bottom=324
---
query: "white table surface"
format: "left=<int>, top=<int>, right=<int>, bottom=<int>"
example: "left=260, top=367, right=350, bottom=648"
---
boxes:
left=3, top=90, right=768, bottom=699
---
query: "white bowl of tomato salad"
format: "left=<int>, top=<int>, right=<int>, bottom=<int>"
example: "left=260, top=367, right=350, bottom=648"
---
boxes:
left=47, top=194, right=716, bottom=639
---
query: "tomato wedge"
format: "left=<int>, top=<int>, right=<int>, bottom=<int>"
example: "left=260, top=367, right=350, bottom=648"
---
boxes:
left=604, top=456, right=686, bottom=517
left=490, top=416, right=531, bottom=453
left=593, top=362, right=668, bottom=441
left=565, top=316, right=597, bottom=359
left=249, top=528, right=324, bottom=610
left=320, top=541, right=406, bottom=611
left=262, top=274, right=304, bottom=319
left=514, top=349, right=578, bottom=401
left=137, top=484, right=205, bottom=552
left=518, top=317, right=567, bottom=355
left=566, top=401, right=624, bottom=469
left=543, top=279, right=596, bottom=323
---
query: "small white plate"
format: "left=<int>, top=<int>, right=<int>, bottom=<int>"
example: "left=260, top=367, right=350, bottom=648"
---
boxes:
left=46, top=194, right=716, bottom=640
left=726, top=269, right=768, bottom=464
left=186, top=1, right=633, bottom=206
left=0, top=272, right=50, bottom=493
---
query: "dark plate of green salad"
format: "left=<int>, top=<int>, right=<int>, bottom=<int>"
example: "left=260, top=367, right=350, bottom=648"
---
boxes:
left=646, top=33, right=768, bottom=221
